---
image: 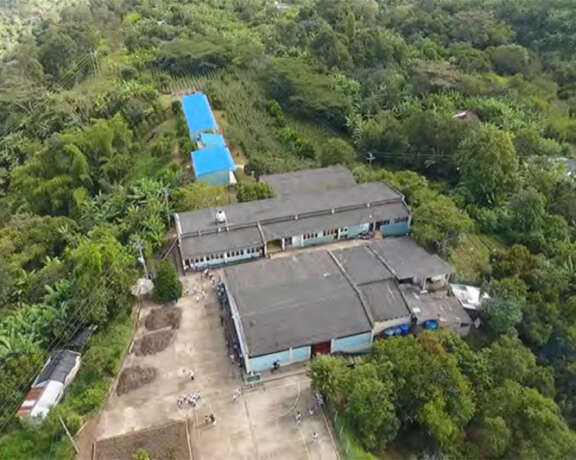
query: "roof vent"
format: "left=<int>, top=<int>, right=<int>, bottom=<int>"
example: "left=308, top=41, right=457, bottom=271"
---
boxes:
left=215, top=210, right=227, bottom=224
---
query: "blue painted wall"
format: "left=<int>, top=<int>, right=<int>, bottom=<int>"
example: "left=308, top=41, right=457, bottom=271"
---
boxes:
left=197, top=169, right=232, bottom=186
left=302, top=234, right=336, bottom=247
left=249, top=349, right=291, bottom=373
left=292, top=346, right=311, bottom=362
left=331, top=332, right=372, bottom=353
left=381, top=221, right=410, bottom=236
left=248, top=346, right=311, bottom=372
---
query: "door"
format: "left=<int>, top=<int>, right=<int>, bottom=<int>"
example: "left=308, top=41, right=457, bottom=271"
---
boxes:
left=312, top=341, right=331, bottom=356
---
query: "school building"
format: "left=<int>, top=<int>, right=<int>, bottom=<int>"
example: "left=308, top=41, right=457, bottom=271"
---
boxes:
left=174, top=166, right=411, bottom=271
left=220, top=238, right=470, bottom=374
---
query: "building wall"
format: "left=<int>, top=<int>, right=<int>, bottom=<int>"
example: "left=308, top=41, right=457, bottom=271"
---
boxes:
left=292, top=345, right=311, bottom=362
left=247, top=345, right=312, bottom=373
left=186, top=247, right=263, bottom=270
left=381, top=220, right=410, bottom=236
left=331, top=331, right=372, bottom=353
left=343, top=223, right=370, bottom=238
left=197, top=169, right=231, bottom=186
left=372, top=316, right=412, bottom=336
left=225, top=282, right=251, bottom=371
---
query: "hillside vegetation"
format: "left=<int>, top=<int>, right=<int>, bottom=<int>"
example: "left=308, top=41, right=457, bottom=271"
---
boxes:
left=1, top=0, right=576, bottom=458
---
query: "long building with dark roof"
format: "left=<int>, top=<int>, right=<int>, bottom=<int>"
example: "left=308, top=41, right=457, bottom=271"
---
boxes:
left=174, top=167, right=411, bottom=270
left=222, top=238, right=470, bottom=374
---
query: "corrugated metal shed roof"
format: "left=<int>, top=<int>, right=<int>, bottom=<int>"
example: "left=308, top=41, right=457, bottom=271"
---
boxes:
left=181, top=93, right=217, bottom=136
left=35, top=350, right=80, bottom=385
left=191, top=145, right=235, bottom=177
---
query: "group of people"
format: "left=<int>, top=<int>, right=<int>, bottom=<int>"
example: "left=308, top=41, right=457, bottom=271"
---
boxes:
left=177, top=392, right=202, bottom=409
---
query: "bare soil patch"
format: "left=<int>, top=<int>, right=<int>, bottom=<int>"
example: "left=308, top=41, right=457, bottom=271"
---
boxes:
left=134, top=330, right=175, bottom=356
left=117, top=366, right=157, bottom=395
left=94, top=420, right=189, bottom=460
left=144, top=306, right=182, bottom=331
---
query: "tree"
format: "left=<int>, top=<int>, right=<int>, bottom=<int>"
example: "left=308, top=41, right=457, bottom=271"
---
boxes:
left=488, top=45, right=530, bottom=75
left=507, top=188, right=547, bottom=236
left=345, top=363, right=399, bottom=450
left=237, top=183, right=274, bottom=202
left=479, top=381, right=576, bottom=459
left=483, top=297, right=523, bottom=334
left=319, top=138, right=356, bottom=167
left=412, top=192, right=473, bottom=253
left=457, top=125, right=519, bottom=205
left=153, top=261, right=182, bottom=303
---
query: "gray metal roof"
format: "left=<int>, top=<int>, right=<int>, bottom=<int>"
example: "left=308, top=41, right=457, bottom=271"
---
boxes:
left=262, top=202, right=408, bottom=241
left=179, top=201, right=409, bottom=260
left=360, top=280, right=411, bottom=322
left=176, top=182, right=404, bottom=236
left=224, top=252, right=371, bottom=356
left=332, top=246, right=394, bottom=285
left=368, top=237, right=453, bottom=280
left=181, top=226, right=263, bottom=258
left=260, top=166, right=357, bottom=198
left=35, top=350, right=80, bottom=385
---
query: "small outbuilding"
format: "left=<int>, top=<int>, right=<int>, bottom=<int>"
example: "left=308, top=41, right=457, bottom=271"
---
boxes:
left=180, top=93, right=218, bottom=137
left=191, top=145, right=236, bottom=186
left=17, top=350, right=81, bottom=420
left=197, top=132, right=226, bottom=149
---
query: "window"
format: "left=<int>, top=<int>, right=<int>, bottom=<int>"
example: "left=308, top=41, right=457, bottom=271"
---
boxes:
left=382, top=219, right=390, bottom=225
left=394, top=216, right=408, bottom=223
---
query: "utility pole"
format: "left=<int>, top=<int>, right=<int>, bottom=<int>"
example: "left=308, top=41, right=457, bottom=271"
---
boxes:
left=135, top=237, right=149, bottom=279
left=366, top=151, right=376, bottom=168
left=59, top=416, right=79, bottom=454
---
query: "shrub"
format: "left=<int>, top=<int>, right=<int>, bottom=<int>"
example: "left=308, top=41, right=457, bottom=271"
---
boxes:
left=153, top=261, right=182, bottom=303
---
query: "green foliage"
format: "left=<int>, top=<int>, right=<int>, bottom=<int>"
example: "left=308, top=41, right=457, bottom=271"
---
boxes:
left=488, top=45, right=531, bottom=76
left=412, top=191, right=473, bottom=253
left=319, top=138, right=356, bottom=167
left=262, top=57, right=354, bottom=130
left=484, top=296, right=524, bottom=335
left=3, top=0, right=576, bottom=456
left=173, top=182, right=230, bottom=212
left=237, top=182, right=274, bottom=202
left=153, top=261, right=182, bottom=303
left=457, top=125, right=519, bottom=205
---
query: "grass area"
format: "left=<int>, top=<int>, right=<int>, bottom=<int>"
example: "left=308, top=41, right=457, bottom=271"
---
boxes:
left=449, top=233, right=505, bottom=283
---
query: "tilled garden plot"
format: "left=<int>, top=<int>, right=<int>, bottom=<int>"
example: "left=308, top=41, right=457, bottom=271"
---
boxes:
left=94, top=420, right=190, bottom=460
left=117, top=366, right=157, bottom=395
left=144, top=306, right=182, bottom=331
left=133, top=330, right=175, bottom=356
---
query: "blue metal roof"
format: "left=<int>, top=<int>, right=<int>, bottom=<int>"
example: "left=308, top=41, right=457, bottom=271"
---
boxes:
left=191, top=145, right=235, bottom=177
left=181, top=93, right=218, bottom=136
left=198, top=133, right=226, bottom=147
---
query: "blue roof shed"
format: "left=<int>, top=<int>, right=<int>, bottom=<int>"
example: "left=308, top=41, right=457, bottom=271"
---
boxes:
left=181, top=93, right=218, bottom=137
left=191, top=145, right=236, bottom=185
left=198, top=133, right=226, bottom=148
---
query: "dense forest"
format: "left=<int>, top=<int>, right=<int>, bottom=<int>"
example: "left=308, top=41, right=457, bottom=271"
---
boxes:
left=1, top=0, right=576, bottom=458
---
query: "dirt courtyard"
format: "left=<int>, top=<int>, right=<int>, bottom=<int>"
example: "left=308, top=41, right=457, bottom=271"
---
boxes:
left=91, top=272, right=339, bottom=460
